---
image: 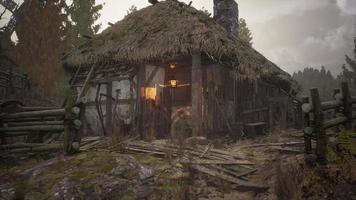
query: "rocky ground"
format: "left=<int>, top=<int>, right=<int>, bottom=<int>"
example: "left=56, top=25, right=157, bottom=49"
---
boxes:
left=0, top=130, right=355, bottom=200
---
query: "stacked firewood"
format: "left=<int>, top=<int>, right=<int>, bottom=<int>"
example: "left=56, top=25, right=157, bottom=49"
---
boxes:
left=123, top=141, right=268, bottom=191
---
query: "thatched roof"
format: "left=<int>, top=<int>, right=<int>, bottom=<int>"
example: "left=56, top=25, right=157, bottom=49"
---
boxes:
left=63, top=0, right=298, bottom=92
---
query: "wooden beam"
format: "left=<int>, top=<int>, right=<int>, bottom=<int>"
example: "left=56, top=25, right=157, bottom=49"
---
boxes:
left=0, top=109, right=65, bottom=119
left=91, top=76, right=129, bottom=84
left=341, top=82, right=352, bottom=129
left=241, top=107, right=268, bottom=115
left=145, top=66, right=159, bottom=85
left=302, top=96, right=312, bottom=154
left=86, top=99, right=135, bottom=106
left=105, top=76, right=113, bottom=135
left=136, top=65, right=145, bottom=138
left=76, top=65, right=96, bottom=103
left=6, top=120, right=64, bottom=127
left=191, top=52, right=203, bottom=137
left=310, top=88, right=326, bottom=164
left=0, top=125, right=64, bottom=132
left=323, top=117, right=347, bottom=129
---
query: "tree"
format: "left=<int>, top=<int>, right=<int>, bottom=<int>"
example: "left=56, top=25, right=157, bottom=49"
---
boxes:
left=238, top=18, right=253, bottom=45
left=66, top=0, right=103, bottom=47
left=337, top=38, right=356, bottom=95
left=345, top=38, right=356, bottom=73
left=14, top=0, right=68, bottom=93
left=293, top=67, right=337, bottom=100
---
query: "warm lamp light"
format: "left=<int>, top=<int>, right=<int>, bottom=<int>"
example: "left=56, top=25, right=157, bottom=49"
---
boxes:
left=169, top=63, right=176, bottom=69
left=145, top=87, right=157, bottom=100
left=169, top=79, right=178, bottom=88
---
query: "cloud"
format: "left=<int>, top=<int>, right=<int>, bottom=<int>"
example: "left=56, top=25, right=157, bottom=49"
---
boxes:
left=337, top=0, right=356, bottom=15
left=239, top=0, right=332, bottom=23
left=264, top=23, right=355, bottom=75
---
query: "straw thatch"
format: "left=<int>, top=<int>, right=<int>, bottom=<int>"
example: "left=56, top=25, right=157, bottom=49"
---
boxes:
left=63, top=0, right=297, bottom=91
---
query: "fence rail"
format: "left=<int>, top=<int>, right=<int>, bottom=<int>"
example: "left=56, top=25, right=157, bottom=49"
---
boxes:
left=302, top=82, right=356, bottom=163
left=0, top=102, right=84, bottom=155
left=0, top=67, right=30, bottom=99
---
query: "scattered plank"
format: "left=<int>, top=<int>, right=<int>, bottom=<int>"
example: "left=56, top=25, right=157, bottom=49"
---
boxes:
left=272, top=147, right=304, bottom=154
left=189, top=164, right=268, bottom=192
left=242, top=142, right=304, bottom=148
left=180, top=159, right=254, bottom=165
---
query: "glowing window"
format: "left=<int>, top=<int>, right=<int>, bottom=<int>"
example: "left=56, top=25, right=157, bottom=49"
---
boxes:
left=145, top=87, right=157, bottom=100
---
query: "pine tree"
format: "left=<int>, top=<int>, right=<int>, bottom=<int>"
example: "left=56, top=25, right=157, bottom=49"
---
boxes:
left=293, top=67, right=337, bottom=100
left=14, top=0, right=68, bottom=93
left=345, top=38, right=356, bottom=73
left=338, top=38, right=356, bottom=94
left=238, top=18, right=253, bottom=45
left=66, top=0, right=103, bottom=47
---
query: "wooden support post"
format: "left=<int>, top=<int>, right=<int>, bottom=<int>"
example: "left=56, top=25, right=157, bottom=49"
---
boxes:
left=7, top=67, right=13, bottom=96
left=310, top=88, right=327, bottom=164
left=268, top=102, right=273, bottom=132
left=136, top=65, right=145, bottom=138
left=341, top=82, right=352, bottom=129
left=281, top=97, right=288, bottom=130
left=105, top=77, right=113, bottom=135
left=63, top=91, right=79, bottom=154
left=302, top=96, right=312, bottom=154
left=192, top=52, right=203, bottom=137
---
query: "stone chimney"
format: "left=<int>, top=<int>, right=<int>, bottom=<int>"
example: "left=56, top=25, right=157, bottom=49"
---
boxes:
left=213, top=0, right=239, bottom=36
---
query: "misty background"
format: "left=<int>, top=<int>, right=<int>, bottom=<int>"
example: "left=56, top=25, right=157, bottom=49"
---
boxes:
left=1, top=0, right=355, bottom=75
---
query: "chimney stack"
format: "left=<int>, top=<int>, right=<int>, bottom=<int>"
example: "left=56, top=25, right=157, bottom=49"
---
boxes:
left=213, top=0, right=239, bottom=36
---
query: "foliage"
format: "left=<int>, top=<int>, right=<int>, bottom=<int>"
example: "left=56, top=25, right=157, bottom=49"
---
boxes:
left=336, top=38, right=356, bottom=95
left=238, top=18, right=253, bottom=45
left=14, top=0, right=68, bottom=94
left=66, top=0, right=103, bottom=48
left=126, top=5, right=138, bottom=15
left=293, top=66, right=337, bottom=100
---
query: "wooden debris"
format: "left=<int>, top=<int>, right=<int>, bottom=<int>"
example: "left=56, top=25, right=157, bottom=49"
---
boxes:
left=189, top=164, right=268, bottom=192
left=242, top=141, right=304, bottom=148
left=180, top=159, right=254, bottom=165
left=272, top=147, right=304, bottom=154
left=119, top=140, right=267, bottom=192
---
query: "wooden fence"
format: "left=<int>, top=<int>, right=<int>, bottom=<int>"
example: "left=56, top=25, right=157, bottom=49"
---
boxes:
left=302, top=82, right=356, bottom=163
left=0, top=102, right=84, bottom=156
left=0, top=67, right=30, bottom=97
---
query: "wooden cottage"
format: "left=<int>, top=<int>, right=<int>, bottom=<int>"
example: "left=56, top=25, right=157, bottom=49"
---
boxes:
left=63, top=0, right=298, bottom=140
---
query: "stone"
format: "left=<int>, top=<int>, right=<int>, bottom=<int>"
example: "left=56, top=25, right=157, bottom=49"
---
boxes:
left=110, top=155, right=154, bottom=182
left=213, top=0, right=239, bottom=36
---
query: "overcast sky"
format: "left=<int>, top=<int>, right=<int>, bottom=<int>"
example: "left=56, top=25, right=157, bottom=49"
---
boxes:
left=1, top=0, right=356, bottom=75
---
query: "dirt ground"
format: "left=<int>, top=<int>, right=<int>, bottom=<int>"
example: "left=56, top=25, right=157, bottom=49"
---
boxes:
left=0, top=130, right=355, bottom=200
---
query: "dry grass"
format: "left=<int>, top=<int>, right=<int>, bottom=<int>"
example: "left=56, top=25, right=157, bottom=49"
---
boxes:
left=62, top=0, right=296, bottom=87
left=274, top=160, right=304, bottom=200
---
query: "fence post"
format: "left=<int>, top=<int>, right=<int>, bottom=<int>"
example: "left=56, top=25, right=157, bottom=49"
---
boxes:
left=7, top=67, right=13, bottom=97
left=302, top=96, right=312, bottom=154
left=310, top=88, right=327, bottom=164
left=341, top=82, right=352, bottom=129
